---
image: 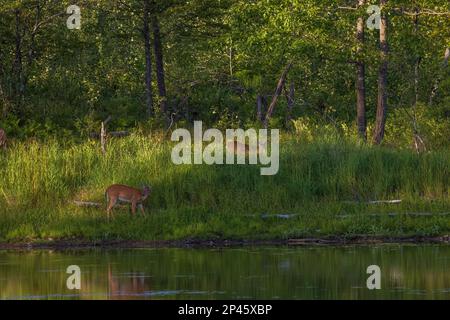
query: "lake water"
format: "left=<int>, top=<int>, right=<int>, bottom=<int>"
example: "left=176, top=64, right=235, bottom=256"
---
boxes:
left=0, top=245, right=449, bottom=300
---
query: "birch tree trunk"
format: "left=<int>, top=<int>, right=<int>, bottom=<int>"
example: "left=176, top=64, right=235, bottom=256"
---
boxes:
left=373, top=0, right=388, bottom=145
left=152, top=14, right=167, bottom=116
left=264, top=62, right=292, bottom=128
left=356, top=0, right=367, bottom=141
left=143, top=0, right=154, bottom=117
left=13, top=9, right=24, bottom=111
left=256, top=95, right=263, bottom=124
left=429, top=47, right=450, bottom=106
left=0, top=47, right=9, bottom=118
left=285, top=82, right=295, bottom=126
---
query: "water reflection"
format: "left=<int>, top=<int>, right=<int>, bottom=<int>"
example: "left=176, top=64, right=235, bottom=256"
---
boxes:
left=0, top=245, right=449, bottom=300
left=107, top=264, right=152, bottom=299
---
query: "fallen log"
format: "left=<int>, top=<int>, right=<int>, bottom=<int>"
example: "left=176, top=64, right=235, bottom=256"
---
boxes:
left=73, top=200, right=130, bottom=209
left=73, top=201, right=102, bottom=207
left=109, top=131, right=130, bottom=137
left=338, top=212, right=450, bottom=218
left=343, top=200, right=402, bottom=205
left=244, top=213, right=299, bottom=219
left=368, top=200, right=402, bottom=204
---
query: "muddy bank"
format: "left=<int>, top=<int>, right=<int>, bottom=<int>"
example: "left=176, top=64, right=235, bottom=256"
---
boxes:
left=0, top=235, right=449, bottom=250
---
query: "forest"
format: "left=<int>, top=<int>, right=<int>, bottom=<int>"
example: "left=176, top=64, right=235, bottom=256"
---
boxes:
left=0, top=0, right=448, bottom=145
left=0, top=0, right=448, bottom=243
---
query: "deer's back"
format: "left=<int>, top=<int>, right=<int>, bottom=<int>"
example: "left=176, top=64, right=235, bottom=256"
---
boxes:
left=106, top=184, right=142, bottom=200
left=226, top=141, right=249, bottom=153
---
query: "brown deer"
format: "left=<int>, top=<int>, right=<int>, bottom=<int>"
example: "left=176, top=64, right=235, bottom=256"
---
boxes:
left=105, top=184, right=151, bottom=219
left=0, top=128, right=6, bottom=150
left=226, top=140, right=266, bottom=155
left=107, top=264, right=152, bottom=300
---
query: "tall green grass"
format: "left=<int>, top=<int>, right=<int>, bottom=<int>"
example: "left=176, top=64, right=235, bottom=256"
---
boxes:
left=0, top=134, right=448, bottom=242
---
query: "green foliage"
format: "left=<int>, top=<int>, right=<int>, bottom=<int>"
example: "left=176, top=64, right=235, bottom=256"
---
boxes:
left=293, top=105, right=450, bottom=151
left=0, top=0, right=447, bottom=149
left=384, top=104, right=450, bottom=150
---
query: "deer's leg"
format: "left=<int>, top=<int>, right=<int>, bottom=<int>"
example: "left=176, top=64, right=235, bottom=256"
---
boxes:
left=131, top=202, right=137, bottom=216
left=107, top=197, right=117, bottom=220
left=139, top=204, right=145, bottom=216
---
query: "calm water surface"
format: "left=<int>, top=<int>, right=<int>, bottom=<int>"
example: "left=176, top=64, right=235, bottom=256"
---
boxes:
left=0, top=245, right=449, bottom=300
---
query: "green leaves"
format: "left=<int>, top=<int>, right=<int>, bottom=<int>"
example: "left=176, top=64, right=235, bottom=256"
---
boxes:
left=0, top=0, right=448, bottom=146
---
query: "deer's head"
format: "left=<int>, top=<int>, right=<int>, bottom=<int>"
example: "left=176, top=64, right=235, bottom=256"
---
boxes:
left=142, top=185, right=151, bottom=200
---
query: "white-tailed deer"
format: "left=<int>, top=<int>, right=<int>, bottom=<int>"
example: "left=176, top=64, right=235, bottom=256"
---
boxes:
left=226, top=140, right=266, bottom=155
left=105, top=184, right=151, bottom=219
left=0, top=129, right=6, bottom=150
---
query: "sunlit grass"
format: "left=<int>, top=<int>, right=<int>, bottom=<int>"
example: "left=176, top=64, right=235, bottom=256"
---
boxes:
left=0, top=134, right=448, bottom=242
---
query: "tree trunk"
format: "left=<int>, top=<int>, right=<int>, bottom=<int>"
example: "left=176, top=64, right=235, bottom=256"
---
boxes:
left=100, top=116, right=111, bottom=155
left=0, top=48, right=9, bottom=118
left=152, top=14, right=167, bottom=116
left=413, top=8, right=420, bottom=109
left=27, top=1, right=41, bottom=67
left=356, top=0, right=366, bottom=141
left=264, top=62, right=293, bottom=128
left=412, top=8, right=426, bottom=154
left=412, top=8, right=420, bottom=135
left=429, top=47, right=450, bottom=106
left=13, top=9, right=24, bottom=110
left=229, top=38, right=234, bottom=77
left=256, top=95, right=263, bottom=124
left=373, top=0, right=388, bottom=145
left=143, top=0, right=153, bottom=117
left=100, top=121, right=107, bottom=155
left=285, top=82, right=295, bottom=126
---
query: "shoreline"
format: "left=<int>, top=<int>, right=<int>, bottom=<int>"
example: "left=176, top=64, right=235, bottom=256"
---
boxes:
left=1, top=235, right=449, bottom=250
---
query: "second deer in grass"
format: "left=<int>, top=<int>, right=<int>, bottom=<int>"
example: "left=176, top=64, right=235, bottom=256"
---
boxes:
left=105, top=184, right=151, bottom=219
left=226, top=140, right=266, bottom=155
